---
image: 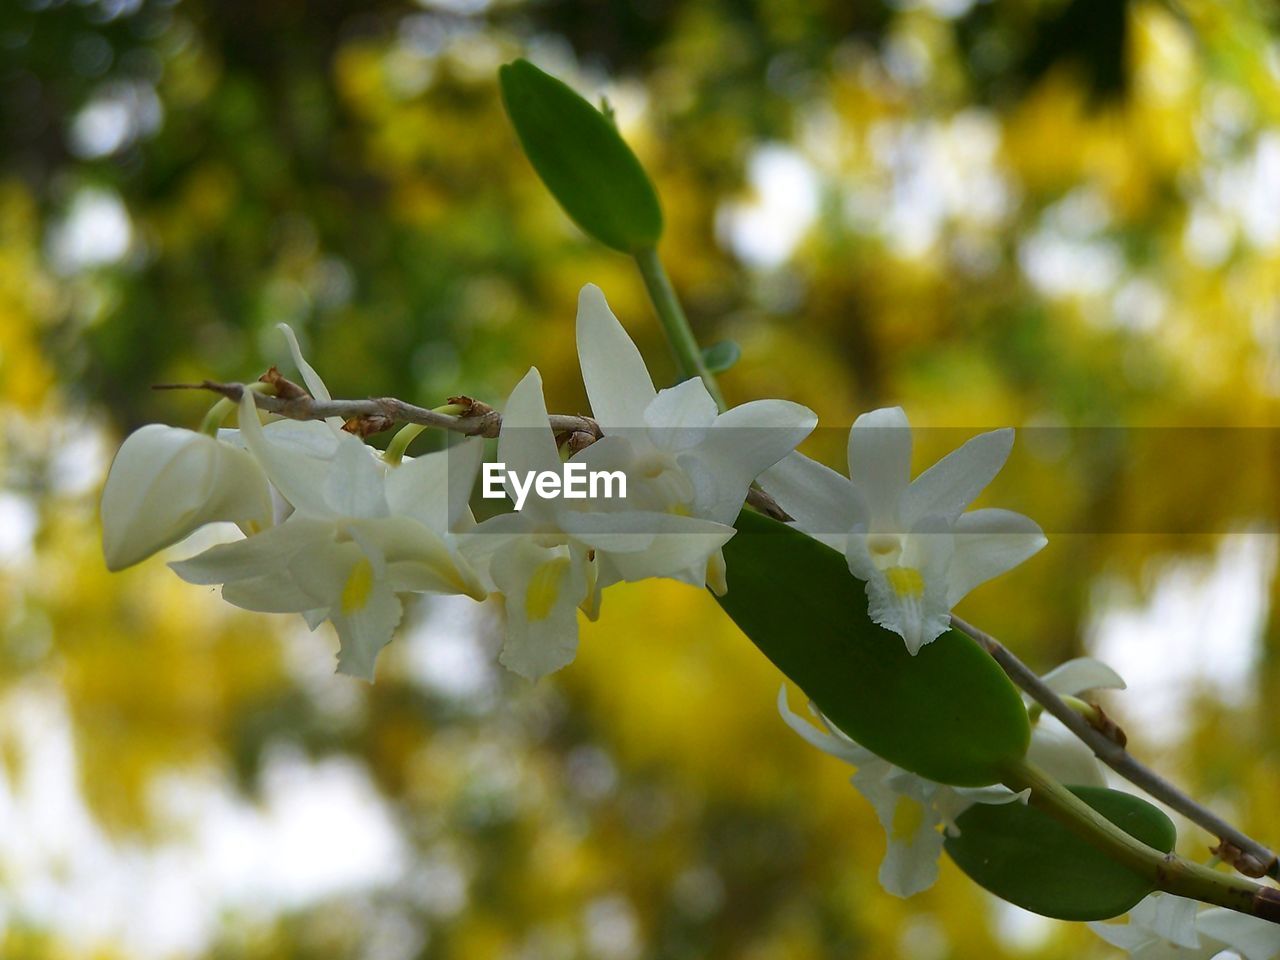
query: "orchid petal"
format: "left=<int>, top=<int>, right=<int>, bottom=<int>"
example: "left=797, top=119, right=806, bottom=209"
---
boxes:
left=574, top=512, right=735, bottom=587
left=849, top=518, right=954, bottom=655
left=900, top=427, right=1014, bottom=527
left=386, top=436, right=484, bottom=532
left=325, top=435, right=389, bottom=519
left=287, top=538, right=364, bottom=601
left=455, top=512, right=543, bottom=593
left=278, top=323, right=345, bottom=435
left=1040, top=657, right=1127, bottom=697
left=490, top=540, right=585, bottom=680
left=569, top=433, right=635, bottom=474
left=945, top=508, right=1047, bottom=607
left=758, top=452, right=864, bottom=537
left=331, top=580, right=403, bottom=681
left=776, top=687, right=871, bottom=766
left=1196, top=907, right=1280, bottom=960
left=101, top=425, right=274, bottom=571
left=498, top=367, right=562, bottom=493
left=859, top=567, right=953, bottom=655
left=348, top=516, right=485, bottom=600
left=949, top=784, right=1026, bottom=808
left=645, top=378, right=717, bottom=451
left=277, top=323, right=332, bottom=403
left=1086, top=920, right=1165, bottom=953
left=557, top=509, right=729, bottom=552
left=847, top=407, right=912, bottom=526
left=259, top=418, right=342, bottom=459
left=222, top=572, right=326, bottom=613
left=1027, top=716, right=1107, bottom=788
left=682, top=399, right=818, bottom=525
left=235, top=392, right=335, bottom=517
left=279, top=538, right=403, bottom=679
left=169, top=515, right=332, bottom=584
left=1132, top=894, right=1202, bottom=949
left=853, top=767, right=944, bottom=898
left=575, top=283, right=656, bottom=430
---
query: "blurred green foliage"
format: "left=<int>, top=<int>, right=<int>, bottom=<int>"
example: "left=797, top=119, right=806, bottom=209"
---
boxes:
left=0, top=0, right=1277, bottom=958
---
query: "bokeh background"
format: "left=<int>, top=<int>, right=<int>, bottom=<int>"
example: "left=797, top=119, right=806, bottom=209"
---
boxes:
left=1, top=0, right=1278, bottom=957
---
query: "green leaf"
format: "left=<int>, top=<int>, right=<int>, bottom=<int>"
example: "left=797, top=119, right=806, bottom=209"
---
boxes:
left=945, top=786, right=1176, bottom=920
left=499, top=59, right=663, bottom=254
left=718, top=511, right=1029, bottom=786
left=701, top=340, right=741, bottom=374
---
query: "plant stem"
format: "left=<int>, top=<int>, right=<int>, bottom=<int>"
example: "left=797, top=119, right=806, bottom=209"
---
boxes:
left=633, top=246, right=726, bottom=411
left=165, top=381, right=793, bottom=525
left=199, top=397, right=237, bottom=436
left=384, top=404, right=467, bottom=465
left=384, top=424, right=427, bottom=465
left=953, top=614, right=1280, bottom=881
left=1005, top=759, right=1280, bottom=923
left=199, top=382, right=276, bottom=436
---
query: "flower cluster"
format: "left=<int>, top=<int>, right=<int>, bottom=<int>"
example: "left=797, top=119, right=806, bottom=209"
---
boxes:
left=103, top=282, right=1049, bottom=683
left=103, top=282, right=1049, bottom=682
left=102, top=285, right=817, bottom=680
left=778, top=656, right=1121, bottom=898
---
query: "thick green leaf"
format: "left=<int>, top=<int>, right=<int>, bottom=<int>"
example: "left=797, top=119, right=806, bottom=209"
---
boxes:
left=702, top=340, right=741, bottom=373
left=499, top=59, right=663, bottom=253
left=945, top=786, right=1176, bottom=920
left=718, top=511, right=1030, bottom=786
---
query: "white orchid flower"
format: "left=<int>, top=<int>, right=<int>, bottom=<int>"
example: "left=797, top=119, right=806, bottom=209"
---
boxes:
left=759, top=406, right=1046, bottom=654
left=462, top=367, right=736, bottom=680
left=171, top=326, right=486, bottom=680
left=777, top=686, right=1025, bottom=898
left=574, top=284, right=817, bottom=592
left=1090, top=892, right=1280, bottom=960
left=777, top=658, right=1123, bottom=898
left=101, top=424, right=274, bottom=571
left=1026, top=656, right=1127, bottom=787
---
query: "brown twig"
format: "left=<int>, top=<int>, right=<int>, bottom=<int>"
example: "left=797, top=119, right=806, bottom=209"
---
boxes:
left=952, top=614, right=1280, bottom=881
left=162, top=380, right=791, bottom=521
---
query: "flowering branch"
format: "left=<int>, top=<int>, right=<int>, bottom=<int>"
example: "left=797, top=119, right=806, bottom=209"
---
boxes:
left=155, top=378, right=792, bottom=522
left=175, top=374, right=1280, bottom=882
left=953, top=615, right=1280, bottom=881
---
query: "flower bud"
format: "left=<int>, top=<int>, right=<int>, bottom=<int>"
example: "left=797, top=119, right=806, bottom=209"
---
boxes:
left=101, top=425, right=272, bottom=571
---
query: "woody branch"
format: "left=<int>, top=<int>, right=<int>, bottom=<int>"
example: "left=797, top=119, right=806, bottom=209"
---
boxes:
left=156, top=376, right=792, bottom=522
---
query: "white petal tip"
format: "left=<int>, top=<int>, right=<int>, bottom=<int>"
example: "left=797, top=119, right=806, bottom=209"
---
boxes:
left=335, top=660, right=376, bottom=683
left=857, top=406, right=909, bottom=428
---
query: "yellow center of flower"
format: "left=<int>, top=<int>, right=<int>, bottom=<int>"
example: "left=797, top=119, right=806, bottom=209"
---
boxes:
left=886, top=566, right=925, bottom=598
left=890, top=796, right=926, bottom=841
left=341, top=558, right=375, bottom=614
left=638, top=452, right=675, bottom=479
left=526, top=557, right=571, bottom=622
left=867, top=533, right=900, bottom=556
